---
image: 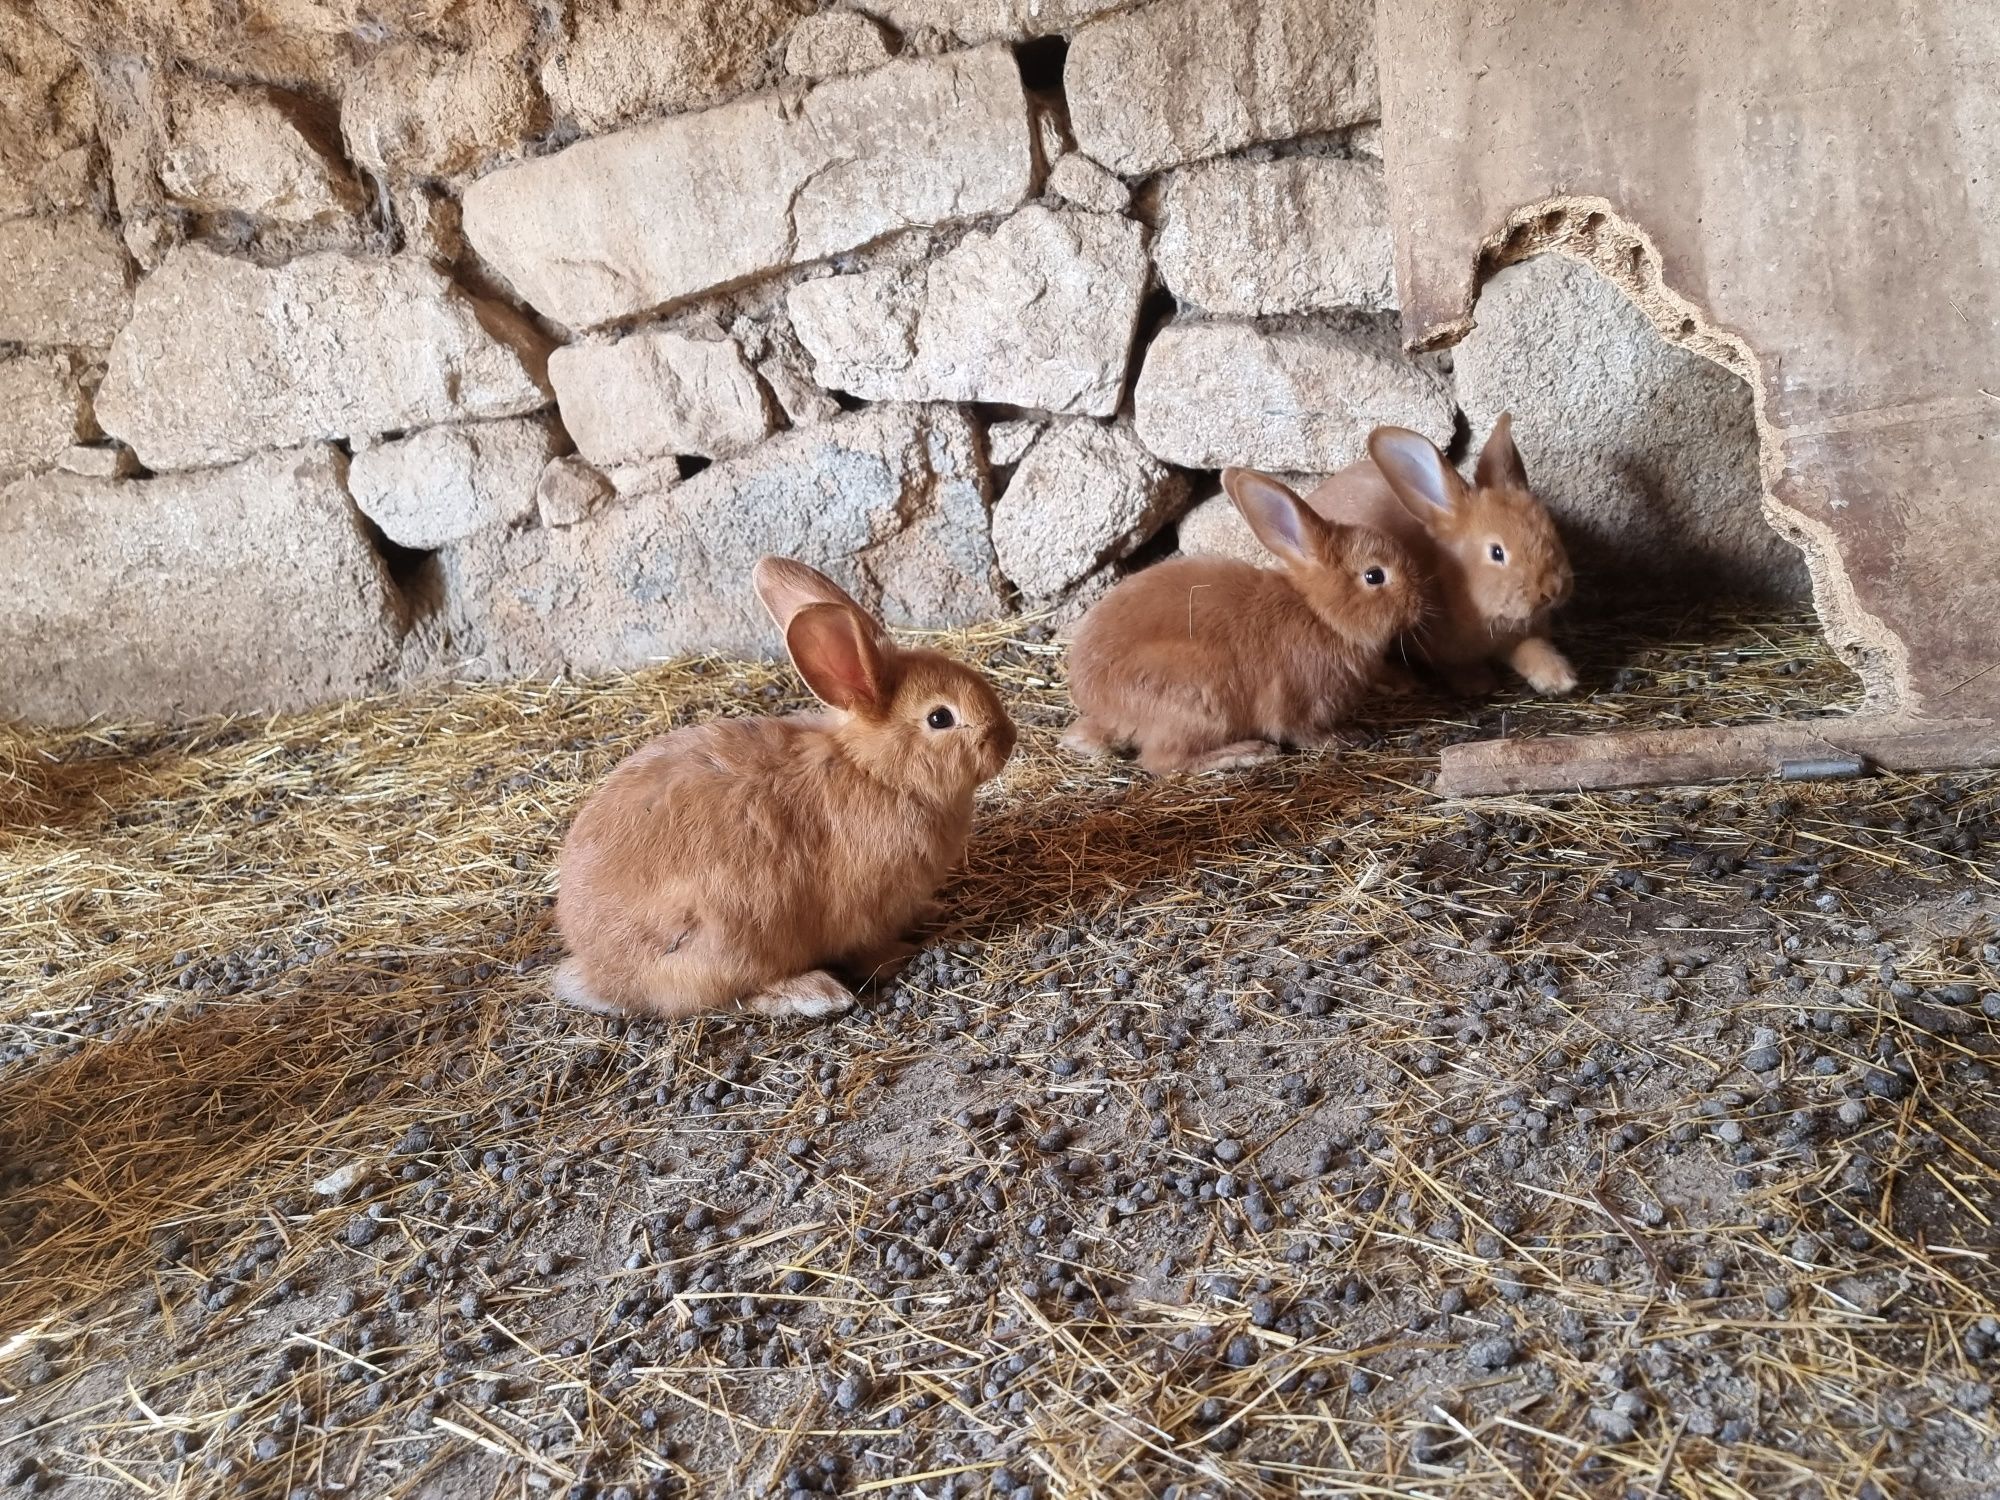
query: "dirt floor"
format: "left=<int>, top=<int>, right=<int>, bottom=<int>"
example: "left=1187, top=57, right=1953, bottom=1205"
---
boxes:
left=1, top=607, right=1996, bottom=1500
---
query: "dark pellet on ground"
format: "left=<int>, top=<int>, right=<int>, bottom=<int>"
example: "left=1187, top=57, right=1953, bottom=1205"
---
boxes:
left=1466, top=1336, right=1518, bottom=1371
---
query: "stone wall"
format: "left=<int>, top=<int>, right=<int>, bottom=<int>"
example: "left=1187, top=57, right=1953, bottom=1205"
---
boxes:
left=0, top=0, right=1807, bottom=724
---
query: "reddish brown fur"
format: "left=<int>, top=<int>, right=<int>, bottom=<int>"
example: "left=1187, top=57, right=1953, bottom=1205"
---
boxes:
left=554, top=562, right=1015, bottom=1019
left=1064, top=471, right=1424, bottom=773
left=1305, top=415, right=1577, bottom=695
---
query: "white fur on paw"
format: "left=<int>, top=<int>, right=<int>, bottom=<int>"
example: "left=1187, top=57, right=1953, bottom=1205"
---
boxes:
left=777, top=990, right=854, bottom=1019
left=1201, top=743, right=1280, bottom=773
left=1059, top=726, right=1112, bottom=759
left=750, top=973, right=856, bottom=1019
left=553, top=959, right=622, bottom=1015
left=1531, top=667, right=1579, bottom=696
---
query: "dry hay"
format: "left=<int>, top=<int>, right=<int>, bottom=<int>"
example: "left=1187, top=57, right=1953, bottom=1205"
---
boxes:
left=0, top=606, right=1996, bottom=1500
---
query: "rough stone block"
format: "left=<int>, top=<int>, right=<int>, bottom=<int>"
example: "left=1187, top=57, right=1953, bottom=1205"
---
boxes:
left=600, top=457, right=685, bottom=497
left=95, top=246, right=551, bottom=473
left=1174, top=490, right=1265, bottom=566
left=991, top=419, right=1185, bottom=599
left=431, top=403, right=1003, bottom=676
left=32, top=146, right=99, bottom=213
left=857, top=0, right=1134, bottom=43
left=536, top=456, right=614, bottom=528
left=1154, top=156, right=1393, bottom=316
left=787, top=206, right=1147, bottom=415
left=392, top=181, right=465, bottom=267
left=58, top=444, right=140, bottom=479
left=341, top=28, right=543, bottom=179
left=544, top=0, right=807, bottom=134
left=1068, top=0, right=1377, bottom=176
left=1453, top=255, right=1808, bottom=599
left=782, top=9, right=893, bottom=79
left=0, top=9, right=98, bottom=219
left=0, top=354, right=91, bottom=477
left=1047, top=152, right=1132, bottom=215
left=746, top=322, right=841, bottom=429
left=159, top=81, right=361, bottom=225
left=36, top=0, right=357, bottom=105
left=550, top=328, right=774, bottom=467
left=349, top=418, right=558, bottom=550
left=461, top=44, right=1033, bottom=330
left=1133, top=317, right=1454, bottom=471
left=0, top=214, right=133, bottom=348
left=986, top=418, right=1047, bottom=467
left=0, top=445, right=402, bottom=722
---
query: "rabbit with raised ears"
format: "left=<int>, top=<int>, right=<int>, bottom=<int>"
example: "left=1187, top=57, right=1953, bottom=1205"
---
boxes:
left=552, top=557, right=1016, bottom=1021
left=1304, top=415, right=1577, bottom=696
left=1061, top=467, right=1425, bottom=774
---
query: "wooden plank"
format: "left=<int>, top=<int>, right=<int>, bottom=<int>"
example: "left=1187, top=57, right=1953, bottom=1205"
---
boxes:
left=1435, top=715, right=2000, bottom=798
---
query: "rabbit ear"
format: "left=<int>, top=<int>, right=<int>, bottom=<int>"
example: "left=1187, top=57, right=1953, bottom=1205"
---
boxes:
left=1222, top=467, right=1330, bottom=568
left=1369, top=427, right=1467, bottom=522
left=753, top=555, right=869, bottom=631
left=785, top=602, right=887, bottom=714
left=1474, top=412, right=1530, bottom=491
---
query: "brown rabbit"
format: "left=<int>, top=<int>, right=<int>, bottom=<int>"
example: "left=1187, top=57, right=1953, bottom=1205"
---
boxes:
left=1061, top=468, right=1424, bottom=774
left=552, top=557, right=1016, bottom=1021
left=1305, top=415, right=1577, bottom=696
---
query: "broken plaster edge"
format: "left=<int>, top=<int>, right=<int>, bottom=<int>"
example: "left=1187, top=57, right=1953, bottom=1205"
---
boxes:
left=1402, top=193, right=1909, bottom=716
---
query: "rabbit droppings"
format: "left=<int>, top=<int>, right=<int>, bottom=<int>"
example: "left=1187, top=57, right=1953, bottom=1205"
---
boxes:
left=1062, top=467, right=1425, bottom=774
left=553, top=558, right=1016, bottom=1021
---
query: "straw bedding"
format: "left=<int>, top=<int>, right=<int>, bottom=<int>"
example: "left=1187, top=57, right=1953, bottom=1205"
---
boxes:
left=1, top=607, right=1995, bottom=1498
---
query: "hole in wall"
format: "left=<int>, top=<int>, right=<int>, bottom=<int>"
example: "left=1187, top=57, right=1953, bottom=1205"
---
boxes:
left=678, top=455, right=713, bottom=480
left=1013, top=34, right=1074, bottom=190
left=1115, top=284, right=1180, bottom=418
left=828, top=388, right=869, bottom=413
left=1445, top=408, right=1474, bottom=467
left=1448, top=205, right=1857, bottom=705
left=970, top=402, right=1039, bottom=499
left=1014, top=35, right=1070, bottom=94
left=1453, top=252, right=1822, bottom=645
left=971, top=401, right=1033, bottom=426
left=356, top=516, right=444, bottom=624
left=372, top=533, right=433, bottom=592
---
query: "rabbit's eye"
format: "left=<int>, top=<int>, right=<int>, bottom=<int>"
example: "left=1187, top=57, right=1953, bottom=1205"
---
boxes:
left=1362, top=567, right=1387, bottom=588
left=926, top=706, right=956, bottom=730
left=1489, top=543, right=1507, bottom=564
